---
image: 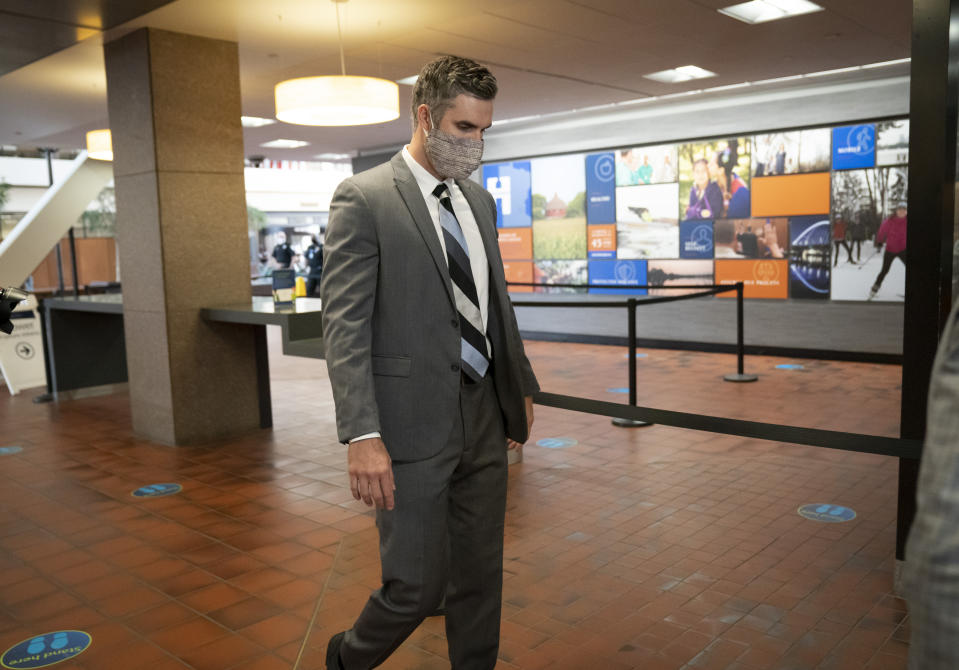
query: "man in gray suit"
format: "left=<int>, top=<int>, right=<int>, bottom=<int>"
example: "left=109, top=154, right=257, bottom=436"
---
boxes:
left=320, top=55, right=539, bottom=670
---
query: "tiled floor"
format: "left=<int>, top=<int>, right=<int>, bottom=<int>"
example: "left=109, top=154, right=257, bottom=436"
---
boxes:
left=0, top=330, right=909, bottom=669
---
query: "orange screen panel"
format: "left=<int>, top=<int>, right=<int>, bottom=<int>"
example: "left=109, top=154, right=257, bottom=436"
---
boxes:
left=751, top=173, right=831, bottom=217
left=503, top=261, right=533, bottom=293
left=587, top=224, right=617, bottom=254
left=498, top=228, right=533, bottom=260
left=715, top=259, right=788, bottom=299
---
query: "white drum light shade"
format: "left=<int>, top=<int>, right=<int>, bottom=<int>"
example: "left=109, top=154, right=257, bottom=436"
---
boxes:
left=275, top=75, right=400, bottom=126
left=86, top=129, right=113, bottom=161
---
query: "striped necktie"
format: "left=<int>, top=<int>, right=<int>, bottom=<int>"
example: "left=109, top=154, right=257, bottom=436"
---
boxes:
left=432, top=183, right=490, bottom=382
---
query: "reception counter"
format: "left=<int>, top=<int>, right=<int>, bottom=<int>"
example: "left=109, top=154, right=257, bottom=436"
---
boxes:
left=41, top=295, right=325, bottom=428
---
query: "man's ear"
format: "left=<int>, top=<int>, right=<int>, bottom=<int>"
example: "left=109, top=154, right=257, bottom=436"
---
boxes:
left=416, top=104, right=431, bottom=132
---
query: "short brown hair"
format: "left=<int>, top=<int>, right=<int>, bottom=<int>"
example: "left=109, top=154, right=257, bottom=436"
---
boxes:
left=410, top=55, right=497, bottom=132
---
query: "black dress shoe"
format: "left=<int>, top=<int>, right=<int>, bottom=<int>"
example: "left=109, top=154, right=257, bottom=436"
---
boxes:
left=326, top=631, right=345, bottom=670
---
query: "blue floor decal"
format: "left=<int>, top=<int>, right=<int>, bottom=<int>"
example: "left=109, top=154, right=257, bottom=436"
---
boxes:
left=131, top=483, right=182, bottom=498
left=2, top=630, right=91, bottom=668
left=798, top=504, right=856, bottom=523
left=536, top=437, right=578, bottom=449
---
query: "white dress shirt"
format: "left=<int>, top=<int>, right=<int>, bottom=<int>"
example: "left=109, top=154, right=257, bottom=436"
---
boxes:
left=401, top=146, right=490, bottom=329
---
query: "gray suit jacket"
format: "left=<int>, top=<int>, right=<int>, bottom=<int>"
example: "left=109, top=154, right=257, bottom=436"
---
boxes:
left=904, top=297, right=959, bottom=669
left=320, top=151, right=539, bottom=462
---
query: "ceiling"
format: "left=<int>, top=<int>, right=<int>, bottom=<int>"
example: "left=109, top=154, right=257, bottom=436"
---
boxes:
left=0, top=0, right=912, bottom=162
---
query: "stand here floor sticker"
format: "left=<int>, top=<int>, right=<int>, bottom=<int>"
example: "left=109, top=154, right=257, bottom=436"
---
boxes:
left=1, top=630, right=91, bottom=668
left=798, top=504, right=856, bottom=523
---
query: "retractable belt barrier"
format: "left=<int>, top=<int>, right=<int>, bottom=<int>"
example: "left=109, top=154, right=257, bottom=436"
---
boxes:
left=508, top=281, right=919, bottom=460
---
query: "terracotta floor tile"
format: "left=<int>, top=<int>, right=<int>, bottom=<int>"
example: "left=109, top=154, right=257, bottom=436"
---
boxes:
left=241, top=612, right=310, bottom=650
left=149, top=617, right=231, bottom=657
left=95, top=585, right=168, bottom=617
left=221, top=652, right=291, bottom=670
left=125, top=601, right=197, bottom=635
left=177, top=633, right=266, bottom=670
left=207, top=597, right=284, bottom=631
left=179, top=582, right=251, bottom=613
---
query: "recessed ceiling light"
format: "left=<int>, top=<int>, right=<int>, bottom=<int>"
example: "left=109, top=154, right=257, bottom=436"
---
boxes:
left=241, top=115, right=276, bottom=128
left=396, top=75, right=418, bottom=86
left=260, top=139, right=310, bottom=149
left=644, top=65, right=717, bottom=84
left=314, top=152, right=353, bottom=160
left=719, top=0, right=823, bottom=25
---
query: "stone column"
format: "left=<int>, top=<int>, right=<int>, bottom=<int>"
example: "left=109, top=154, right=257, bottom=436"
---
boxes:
left=104, top=28, right=259, bottom=445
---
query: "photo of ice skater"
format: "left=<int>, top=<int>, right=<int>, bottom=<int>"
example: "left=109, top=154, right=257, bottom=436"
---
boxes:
left=830, top=167, right=908, bottom=301
left=869, top=202, right=908, bottom=300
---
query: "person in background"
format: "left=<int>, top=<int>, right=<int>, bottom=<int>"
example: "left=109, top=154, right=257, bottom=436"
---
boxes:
left=713, top=220, right=741, bottom=258
left=849, top=213, right=867, bottom=263
left=736, top=223, right=760, bottom=258
left=655, top=152, right=676, bottom=183
left=832, top=217, right=854, bottom=267
left=685, top=158, right=722, bottom=219
left=303, top=233, right=323, bottom=297
left=255, top=251, right=271, bottom=277
left=616, top=149, right=640, bottom=186
left=904, top=295, right=959, bottom=670
left=271, top=231, right=295, bottom=269
left=775, top=142, right=787, bottom=175
left=870, top=202, right=908, bottom=299
left=758, top=219, right=785, bottom=259
left=714, top=143, right=750, bottom=219
left=636, top=154, right=653, bottom=184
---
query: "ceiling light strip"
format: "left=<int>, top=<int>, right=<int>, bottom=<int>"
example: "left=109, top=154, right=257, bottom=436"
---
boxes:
left=493, top=57, right=910, bottom=127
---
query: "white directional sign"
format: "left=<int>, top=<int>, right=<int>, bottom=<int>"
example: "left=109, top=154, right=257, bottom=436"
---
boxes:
left=0, top=295, right=46, bottom=394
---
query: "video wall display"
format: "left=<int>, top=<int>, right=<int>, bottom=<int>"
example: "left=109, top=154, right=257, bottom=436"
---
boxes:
left=482, top=117, right=909, bottom=300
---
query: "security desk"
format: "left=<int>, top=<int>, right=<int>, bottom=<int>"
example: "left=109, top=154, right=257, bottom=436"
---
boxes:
left=40, top=295, right=325, bottom=429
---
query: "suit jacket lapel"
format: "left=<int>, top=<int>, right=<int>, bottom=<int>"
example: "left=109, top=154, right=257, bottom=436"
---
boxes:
left=391, top=153, right=455, bottom=308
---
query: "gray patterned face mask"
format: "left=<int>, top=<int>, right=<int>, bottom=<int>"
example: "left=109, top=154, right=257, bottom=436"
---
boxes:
left=425, top=111, right=484, bottom=180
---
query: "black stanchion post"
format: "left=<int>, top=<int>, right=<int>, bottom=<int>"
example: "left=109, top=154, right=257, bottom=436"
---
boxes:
left=32, top=299, right=55, bottom=404
left=628, top=298, right=636, bottom=406
left=724, top=281, right=758, bottom=383
left=68, top=228, right=79, bottom=298
left=54, top=243, right=64, bottom=297
left=613, top=297, right=651, bottom=427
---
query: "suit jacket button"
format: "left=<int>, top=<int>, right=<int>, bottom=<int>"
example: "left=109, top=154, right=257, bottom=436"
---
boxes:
left=451, top=319, right=459, bottom=328
left=451, top=363, right=460, bottom=372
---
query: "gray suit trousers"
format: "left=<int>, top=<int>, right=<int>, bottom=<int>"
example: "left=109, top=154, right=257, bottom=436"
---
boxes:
left=340, top=375, right=508, bottom=670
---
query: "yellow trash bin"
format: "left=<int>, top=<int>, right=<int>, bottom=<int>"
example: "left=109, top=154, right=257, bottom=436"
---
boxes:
left=295, top=275, right=307, bottom=298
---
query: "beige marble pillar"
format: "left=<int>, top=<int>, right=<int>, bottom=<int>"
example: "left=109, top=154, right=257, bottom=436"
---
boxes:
left=104, top=28, right=259, bottom=445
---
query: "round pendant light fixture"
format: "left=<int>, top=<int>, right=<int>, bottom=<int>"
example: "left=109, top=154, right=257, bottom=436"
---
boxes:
left=86, top=129, right=113, bottom=161
left=274, top=0, right=399, bottom=126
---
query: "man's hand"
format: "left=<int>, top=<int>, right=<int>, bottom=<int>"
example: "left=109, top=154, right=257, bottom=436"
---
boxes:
left=763, top=221, right=784, bottom=259
left=507, top=395, right=535, bottom=451
left=348, top=437, right=395, bottom=510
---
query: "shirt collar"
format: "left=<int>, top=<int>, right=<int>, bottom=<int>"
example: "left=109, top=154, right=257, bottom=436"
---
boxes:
left=402, top=146, right=452, bottom=196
